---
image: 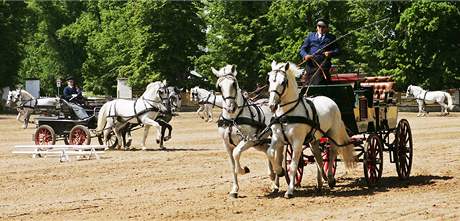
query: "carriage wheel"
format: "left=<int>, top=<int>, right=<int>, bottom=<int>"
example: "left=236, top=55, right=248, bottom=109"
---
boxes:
left=394, top=119, right=413, bottom=180
left=69, top=125, right=91, bottom=145
left=284, top=145, right=304, bottom=187
left=321, top=143, right=337, bottom=184
left=97, top=132, right=118, bottom=149
left=363, top=133, right=384, bottom=187
left=34, top=125, right=56, bottom=146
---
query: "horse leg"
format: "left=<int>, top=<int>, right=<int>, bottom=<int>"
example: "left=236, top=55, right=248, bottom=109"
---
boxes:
left=286, top=140, right=303, bottom=198
left=113, top=127, right=124, bottom=150
left=141, top=125, right=151, bottom=150
left=24, top=110, right=33, bottom=129
left=267, top=159, right=280, bottom=193
left=224, top=141, right=239, bottom=198
left=439, top=102, right=448, bottom=116
left=267, top=136, right=285, bottom=177
left=309, top=140, right=324, bottom=191
left=232, top=140, right=255, bottom=175
left=141, top=117, right=163, bottom=149
left=207, top=105, right=213, bottom=122
left=164, top=123, right=172, bottom=141
left=197, top=105, right=204, bottom=119
left=257, top=143, right=279, bottom=193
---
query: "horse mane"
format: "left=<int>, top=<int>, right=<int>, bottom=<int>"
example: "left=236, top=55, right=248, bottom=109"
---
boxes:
left=286, top=62, right=300, bottom=87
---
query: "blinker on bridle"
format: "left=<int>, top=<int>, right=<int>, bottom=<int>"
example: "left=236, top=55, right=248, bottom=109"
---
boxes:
left=269, top=69, right=288, bottom=98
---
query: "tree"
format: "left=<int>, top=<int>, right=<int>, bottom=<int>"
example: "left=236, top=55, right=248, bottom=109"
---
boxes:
left=0, top=1, right=27, bottom=88
left=194, top=1, right=271, bottom=90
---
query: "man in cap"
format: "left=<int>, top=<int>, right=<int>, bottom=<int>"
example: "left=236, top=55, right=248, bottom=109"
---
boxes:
left=63, top=76, right=83, bottom=103
left=62, top=76, right=88, bottom=119
left=299, top=18, right=340, bottom=85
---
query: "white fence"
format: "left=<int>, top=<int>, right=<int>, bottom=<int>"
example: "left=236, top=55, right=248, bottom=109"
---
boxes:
left=13, top=145, right=107, bottom=162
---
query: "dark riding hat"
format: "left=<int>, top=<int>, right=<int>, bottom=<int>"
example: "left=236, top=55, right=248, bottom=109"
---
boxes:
left=66, top=76, right=75, bottom=81
left=316, top=18, right=329, bottom=27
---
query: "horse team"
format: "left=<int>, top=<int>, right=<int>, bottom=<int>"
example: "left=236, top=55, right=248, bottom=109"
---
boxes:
left=4, top=62, right=456, bottom=198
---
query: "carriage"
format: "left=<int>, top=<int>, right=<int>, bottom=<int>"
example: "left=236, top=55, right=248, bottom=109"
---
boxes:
left=33, top=99, right=106, bottom=146
left=284, top=75, right=413, bottom=187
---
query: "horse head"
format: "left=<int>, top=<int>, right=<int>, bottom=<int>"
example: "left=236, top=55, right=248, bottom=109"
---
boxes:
left=267, top=61, right=298, bottom=112
left=212, top=64, right=239, bottom=114
left=168, top=86, right=182, bottom=112
left=144, top=81, right=169, bottom=112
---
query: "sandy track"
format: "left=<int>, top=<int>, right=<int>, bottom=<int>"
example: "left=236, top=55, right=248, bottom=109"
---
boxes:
left=0, top=112, right=459, bottom=220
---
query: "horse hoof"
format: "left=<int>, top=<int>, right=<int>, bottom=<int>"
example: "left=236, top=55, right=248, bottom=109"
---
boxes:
left=272, top=188, right=279, bottom=193
left=284, top=193, right=294, bottom=199
left=244, top=166, right=250, bottom=174
left=160, top=146, right=166, bottom=150
left=156, top=139, right=160, bottom=144
left=328, top=179, right=336, bottom=189
left=229, top=193, right=238, bottom=198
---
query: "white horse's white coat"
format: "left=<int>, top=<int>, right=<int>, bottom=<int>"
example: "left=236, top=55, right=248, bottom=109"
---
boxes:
left=190, top=86, right=223, bottom=122
left=406, top=85, right=454, bottom=117
left=96, top=81, right=168, bottom=150
left=267, top=61, right=355, bottom=198
left=212, top=65, right=278, bottom=198
left=6, top=89, right=59, bottom=129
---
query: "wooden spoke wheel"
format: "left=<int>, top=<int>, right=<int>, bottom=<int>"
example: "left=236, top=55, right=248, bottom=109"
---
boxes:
left=98, top=132, right=118, bottom=149
left=69, top=125, right=91, bottom=145
left=284, top=145, right=304, bottom=187
left=363, top=133, right=384, bottom=187
left=394, top=119, right=413, bottom=180
left=321, top=144, right=337, bottom=182
left=34, top=125, right=56, bottom=146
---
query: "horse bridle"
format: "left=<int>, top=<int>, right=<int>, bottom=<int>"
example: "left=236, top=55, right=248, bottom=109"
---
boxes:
left=268, top=69, right=289, bottom=100
left=216, top=75, right=239, bottom=102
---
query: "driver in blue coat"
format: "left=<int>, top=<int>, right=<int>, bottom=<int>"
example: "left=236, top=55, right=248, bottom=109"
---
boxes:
left=299, top=18, right=340, bottom=85
left=62, top=76, right=88, bottom=119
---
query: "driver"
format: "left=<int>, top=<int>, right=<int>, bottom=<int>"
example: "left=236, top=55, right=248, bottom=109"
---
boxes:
left=62, top=76, right=88, bottom=119
left=299, top=18, right=340, bottom=85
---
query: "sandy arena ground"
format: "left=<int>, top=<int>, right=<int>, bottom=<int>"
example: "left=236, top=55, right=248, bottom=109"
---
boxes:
left=0, top=111, right=459, bottom=220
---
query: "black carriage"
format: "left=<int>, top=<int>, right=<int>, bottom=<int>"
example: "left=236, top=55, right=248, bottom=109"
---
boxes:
left=33, top=99, right=104, bottom=146
left=285, top=75, right=413, bottom=187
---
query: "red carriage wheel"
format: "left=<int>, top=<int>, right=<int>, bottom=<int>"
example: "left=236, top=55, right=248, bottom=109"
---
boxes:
left=284, top=145, right=304, bottom=187
left=321, top=143, right=337, bottom=182
left=363, top=133, right=384, bottom=187
left=69, top=125, right=91, bottom=145
left=394, top=119, right=413, bottom=179
left=34, top=125, right=56, bottom=146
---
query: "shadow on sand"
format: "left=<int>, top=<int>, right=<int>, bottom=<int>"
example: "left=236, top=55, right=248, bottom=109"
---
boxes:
left=262, top=175, right=453, bottom=198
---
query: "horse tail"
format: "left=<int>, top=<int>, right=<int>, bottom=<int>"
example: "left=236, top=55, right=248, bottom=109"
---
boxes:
left=96, top=102, right=109, bottom=135
left=328, top=104, right=356, bottom=169
left=445, top=92, right=455, bottom=110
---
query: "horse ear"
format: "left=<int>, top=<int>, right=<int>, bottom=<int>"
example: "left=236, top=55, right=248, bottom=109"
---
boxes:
left=284, top=63, right=290, bottom=71
left=211, top=67, right=221, bottom=77
left=271, top=60, right=277, bottom=70
left=231, top=65, right=236, bottom=75
left=162, top=80, right=167, bottom=85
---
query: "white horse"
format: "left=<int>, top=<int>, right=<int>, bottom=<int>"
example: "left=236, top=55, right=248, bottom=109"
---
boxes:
left=267, top=61, right=355, bottom=198
left=212, top=64, right=279, bottom=198
left=6, top=89, right=59, bottom=129
left=190, top=86, right=223, bottom=122
left=96, top=81, right=169, bottom=150
left=406, top=85, right=455, bottom=117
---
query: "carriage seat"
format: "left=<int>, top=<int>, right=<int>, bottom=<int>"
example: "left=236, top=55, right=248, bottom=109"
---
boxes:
left=360, top=76, right=396, bottom=104
left=59, top=99, right=90, bottom=120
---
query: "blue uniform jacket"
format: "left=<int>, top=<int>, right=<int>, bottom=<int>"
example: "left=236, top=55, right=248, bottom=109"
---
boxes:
left=63, top=86, right=82, bottom=101
left=299, top=32, right=339, bottom=70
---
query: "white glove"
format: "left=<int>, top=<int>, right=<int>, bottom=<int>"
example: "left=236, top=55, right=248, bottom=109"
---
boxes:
left=71, top=94, right=78, bottom=98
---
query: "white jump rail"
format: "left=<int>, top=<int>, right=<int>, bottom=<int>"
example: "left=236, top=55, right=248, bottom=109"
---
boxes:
left=13, top=145, right=107, bottom=162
